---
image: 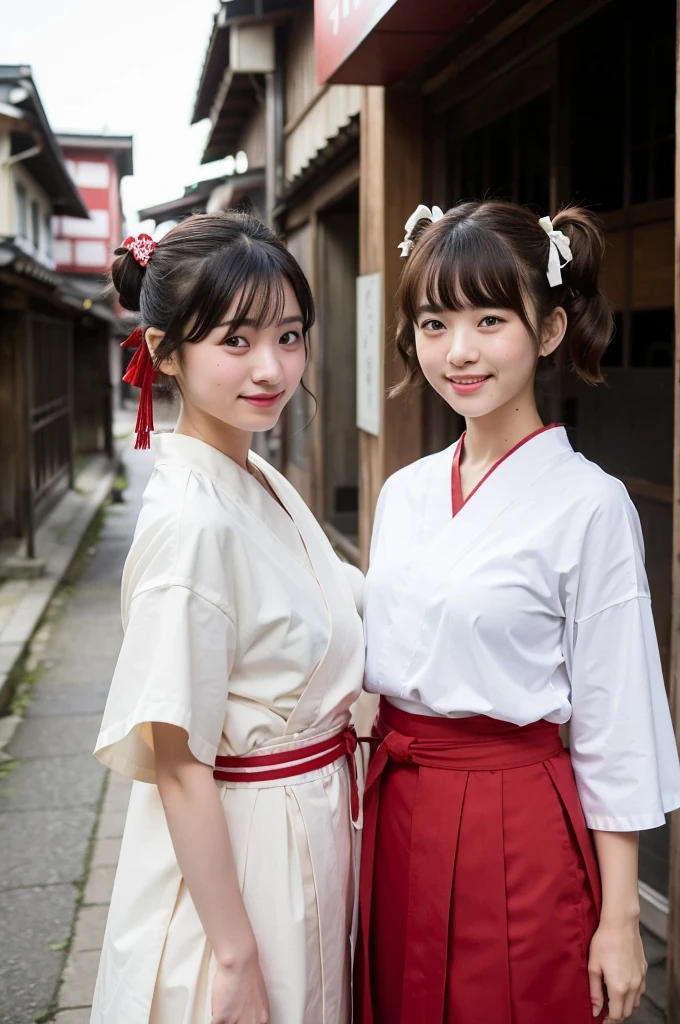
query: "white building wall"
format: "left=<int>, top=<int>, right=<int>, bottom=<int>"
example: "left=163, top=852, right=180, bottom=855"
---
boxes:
left=8, top=159, right=56, bottom=268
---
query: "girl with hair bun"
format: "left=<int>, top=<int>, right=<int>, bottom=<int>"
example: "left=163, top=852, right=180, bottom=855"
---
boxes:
left=91, top=211, right=365, bottom=1024
left=356, top=200, right=680, bottom=1024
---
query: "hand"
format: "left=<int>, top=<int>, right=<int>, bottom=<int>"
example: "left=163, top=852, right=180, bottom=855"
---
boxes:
left=211, top=951, right=269, bottom=1024
left=588, top=917, right=647, bottom=1021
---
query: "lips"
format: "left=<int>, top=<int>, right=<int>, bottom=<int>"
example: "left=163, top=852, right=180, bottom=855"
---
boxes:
left=241, top=392, right=284, bottom=408
left=447, top=375, right=492, bottom=395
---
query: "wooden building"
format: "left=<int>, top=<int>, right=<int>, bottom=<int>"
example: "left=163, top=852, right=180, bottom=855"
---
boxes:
left=53, top=132, right=134, bottom=434
left=138, top=168, right=266, bottom=234
left=191, top=0, right=362, bottom=548
left=314, top=0, right=680, bottom=1013
left=0, top=66, right=89, bottom=563
left=182, top=0, right=680, bottom=1005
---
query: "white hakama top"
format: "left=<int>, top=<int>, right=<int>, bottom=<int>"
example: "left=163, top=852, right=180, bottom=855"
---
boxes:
left=364, top=426, right=680, bottom=831
left=91, top=433, right=365, bottom=1024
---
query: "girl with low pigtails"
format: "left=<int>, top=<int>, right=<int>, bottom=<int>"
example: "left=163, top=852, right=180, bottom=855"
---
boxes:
left=90, top=212, right=366, bottom=1024
left=356, top=200, right=680, bottom=1024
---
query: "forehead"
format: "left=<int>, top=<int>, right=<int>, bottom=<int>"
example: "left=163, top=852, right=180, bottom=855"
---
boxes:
left=223, top=276, right=302, bottom=327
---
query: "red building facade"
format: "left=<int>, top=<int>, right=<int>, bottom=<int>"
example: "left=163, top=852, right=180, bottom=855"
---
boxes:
left=53, top=135, right=132, bottom=276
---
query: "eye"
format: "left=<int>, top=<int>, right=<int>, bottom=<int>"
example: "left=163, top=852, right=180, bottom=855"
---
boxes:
left=222, top=335, right=248, bottom=349
left=279, top=330, right=301, bottom=346
left=479, top=315, right=504, bottom=328
left=421, top=318, right=446, bottom=332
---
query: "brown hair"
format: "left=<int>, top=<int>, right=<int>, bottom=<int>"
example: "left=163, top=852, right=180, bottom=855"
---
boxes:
left=111, top=211, right=315, bottom=374
left=394, top=200, right=613, bottom=393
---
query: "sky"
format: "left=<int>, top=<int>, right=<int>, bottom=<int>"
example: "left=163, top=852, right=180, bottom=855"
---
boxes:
left=1, top=0, right=232, bottom=232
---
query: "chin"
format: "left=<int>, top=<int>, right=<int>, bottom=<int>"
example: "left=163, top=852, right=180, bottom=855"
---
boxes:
left=247, top=411, right=284, bottom=432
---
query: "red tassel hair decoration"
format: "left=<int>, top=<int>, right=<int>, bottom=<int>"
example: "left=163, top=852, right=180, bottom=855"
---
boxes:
left=120, top=326, right=155, bottom=450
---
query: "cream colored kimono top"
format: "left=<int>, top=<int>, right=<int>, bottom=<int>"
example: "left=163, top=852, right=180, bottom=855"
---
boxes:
left=91, top=433, right=365, bottom=1024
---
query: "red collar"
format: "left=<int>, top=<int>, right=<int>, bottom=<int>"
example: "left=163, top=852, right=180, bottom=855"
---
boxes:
left=451, top=424, right=561, bottom=517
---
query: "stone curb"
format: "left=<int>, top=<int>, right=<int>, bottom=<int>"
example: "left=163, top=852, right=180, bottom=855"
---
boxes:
left=0, top=467, right=115, bottom=718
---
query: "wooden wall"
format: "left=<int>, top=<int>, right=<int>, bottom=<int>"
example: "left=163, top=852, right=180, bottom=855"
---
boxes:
left=0, top=307, right=23, bottom=545
left=358, top=87, right=424, bottom=568
left=283, top=2, right=361, bottom=185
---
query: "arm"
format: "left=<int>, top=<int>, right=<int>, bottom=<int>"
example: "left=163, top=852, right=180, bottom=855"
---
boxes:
left=565, top=487, right=679, bottom=1021
left=153, top=723, right=269, bottom=1024
left=587, top=831, right=645, bottom=1021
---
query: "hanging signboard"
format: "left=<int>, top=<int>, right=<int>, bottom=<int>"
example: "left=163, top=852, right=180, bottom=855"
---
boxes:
left=356, top=271, right=383, bottom=436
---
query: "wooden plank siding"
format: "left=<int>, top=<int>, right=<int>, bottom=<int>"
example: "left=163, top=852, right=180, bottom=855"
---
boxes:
left=283, top=2, right=361, bottom=185
left=358, top=86, right=424, bottom=569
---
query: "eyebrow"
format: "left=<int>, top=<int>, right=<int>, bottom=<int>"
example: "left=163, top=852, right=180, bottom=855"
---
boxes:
left=220, top=315, right=304, bottom=328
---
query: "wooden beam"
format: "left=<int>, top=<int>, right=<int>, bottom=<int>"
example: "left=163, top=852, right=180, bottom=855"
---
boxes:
left=358, top=86, right=423, bottom=569
left=284, top=158, right=359, bottom=231
left=667, top=1, right=680, bottom=1015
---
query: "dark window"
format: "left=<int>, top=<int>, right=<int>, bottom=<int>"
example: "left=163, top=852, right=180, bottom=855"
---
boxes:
left=15, top=182, right=27, bottom=237
left=455, top=93, right=550, bottom=213
left=516, top=93, right=551, bottom=212
left=44, top=215, right=53, bottom=259
left=630, top=4, right=675, bottom=204
left=570, top=5, right=626, bottom=212
left=31, top=201, right=40, bottom=250
left=631, top=309, right=675, bottom=368
left=570, top=0, right=675, bottom=210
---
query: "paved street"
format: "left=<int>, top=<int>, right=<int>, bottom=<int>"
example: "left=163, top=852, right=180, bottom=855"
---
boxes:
left=0, top=438, right=153, bottom=1024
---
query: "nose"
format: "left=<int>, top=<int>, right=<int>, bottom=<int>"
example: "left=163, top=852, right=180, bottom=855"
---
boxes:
left=446, top=324, right=480, bottom=368
left=251, top=343, right=284, bottom=386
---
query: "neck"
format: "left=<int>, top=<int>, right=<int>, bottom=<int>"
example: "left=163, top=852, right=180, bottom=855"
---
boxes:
left=174, top=404, right=253, bottom=469
left=462, top=386, right=544, bottom=468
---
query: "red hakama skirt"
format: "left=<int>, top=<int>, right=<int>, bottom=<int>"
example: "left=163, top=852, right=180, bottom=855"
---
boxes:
left=355, top=698, right=605, bottom=1024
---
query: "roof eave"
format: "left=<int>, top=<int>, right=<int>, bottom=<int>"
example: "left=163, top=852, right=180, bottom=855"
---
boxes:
left=0, top=68, right=89, bottom=218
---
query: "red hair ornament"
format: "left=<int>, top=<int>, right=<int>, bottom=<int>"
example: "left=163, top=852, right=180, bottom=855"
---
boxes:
left=121, top=232, right=157, bottom=266
left=120, top=327, right=155, bottom=449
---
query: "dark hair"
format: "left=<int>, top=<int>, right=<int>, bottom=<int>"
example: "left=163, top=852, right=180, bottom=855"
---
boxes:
left=111, top=211, right=315, bottom=374
left=394, top=200, right=613, bottom=393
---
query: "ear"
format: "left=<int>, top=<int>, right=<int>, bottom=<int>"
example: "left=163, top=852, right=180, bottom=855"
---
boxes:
left=145, top=327, right=178, bottom=377
left=540, top=307, right=567, bottom=358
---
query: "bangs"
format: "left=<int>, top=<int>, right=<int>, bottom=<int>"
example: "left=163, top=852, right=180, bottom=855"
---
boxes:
left=402, top=220, right=534, bottom=332
left=179, top=236, right=315, bottom=345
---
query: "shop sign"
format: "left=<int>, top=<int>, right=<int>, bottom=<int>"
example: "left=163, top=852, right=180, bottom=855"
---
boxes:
left=356, top=272, right=383, bottom=436
left=314, top=0, right=399, bottom=83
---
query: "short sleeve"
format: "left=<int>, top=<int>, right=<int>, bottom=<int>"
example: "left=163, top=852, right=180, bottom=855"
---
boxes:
left=567, top=481, right=680, bottom=831
left=94, top=582, right=236, bottom=783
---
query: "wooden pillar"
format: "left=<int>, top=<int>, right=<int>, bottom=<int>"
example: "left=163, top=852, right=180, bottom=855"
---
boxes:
left=358, top=86, right=424, bottom=570
left=668, top=3, right=680, bottom=1017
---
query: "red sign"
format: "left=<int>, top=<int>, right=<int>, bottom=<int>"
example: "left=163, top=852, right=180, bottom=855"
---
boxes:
left=314, top=0, right=399, bottom=84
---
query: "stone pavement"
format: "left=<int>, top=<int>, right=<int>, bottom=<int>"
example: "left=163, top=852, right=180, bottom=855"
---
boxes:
left=0, top=455, right=115, bottom=715
left=0, top=436, right=153, bottom=1024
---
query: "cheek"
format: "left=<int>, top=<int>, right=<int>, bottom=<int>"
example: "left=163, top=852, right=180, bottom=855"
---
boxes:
left=181, top=346, right=244, bottom=397
left=493, top=330, right=537, bottom=379
left=414, top=335, right=440, bottom=376
left=282, top=347, right=307, bottom=383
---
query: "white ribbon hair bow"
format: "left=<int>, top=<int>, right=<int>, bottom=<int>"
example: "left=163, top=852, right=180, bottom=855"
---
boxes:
left=398, top=204, right=445, bottom=258
left=538, top=216, right=573, bottom=287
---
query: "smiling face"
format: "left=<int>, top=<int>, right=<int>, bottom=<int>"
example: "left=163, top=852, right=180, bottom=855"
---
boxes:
left=414, top=302, right=544, bottom=419
left=155, top=277, right=307, bottom=435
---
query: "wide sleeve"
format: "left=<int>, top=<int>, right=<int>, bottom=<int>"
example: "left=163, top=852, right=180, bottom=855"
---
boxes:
left=94, top=581, right=236, bottom=783
left=567, top=481, right=680, bottom=831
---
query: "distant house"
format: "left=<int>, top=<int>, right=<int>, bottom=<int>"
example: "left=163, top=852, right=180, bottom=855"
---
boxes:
left=138, top=168, right=266, bottom=233
left=0, top=67, right=130, bottom=565
left=53, top=132, right=134, bottom=429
